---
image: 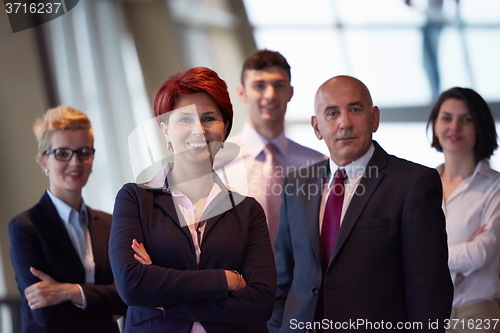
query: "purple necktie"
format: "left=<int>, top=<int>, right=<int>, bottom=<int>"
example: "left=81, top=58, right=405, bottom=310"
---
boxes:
left=320, top=168, right=347, bottom=269
left=263, top=143, right=281, bottom=248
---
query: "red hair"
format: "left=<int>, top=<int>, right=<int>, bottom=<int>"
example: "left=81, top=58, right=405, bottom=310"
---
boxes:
left=153, top=67, right=233, bottom=139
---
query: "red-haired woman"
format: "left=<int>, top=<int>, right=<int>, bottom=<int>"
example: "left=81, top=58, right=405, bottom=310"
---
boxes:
left=109, top=67, right=276, bottom=333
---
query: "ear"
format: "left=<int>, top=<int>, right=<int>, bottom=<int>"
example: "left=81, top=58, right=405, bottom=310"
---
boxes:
left=37, top=155, right=48, bottom=173
left=223, top=121, right=229, bottom=139
left=372, top=106, right=381, bottom=133
left=160, top=122, right=170, bottom=141
left=287, top=85, right=294, bottom=103
left=236, top=84, right=247, bottom=103
left=311, top=115, right=323, bottom=140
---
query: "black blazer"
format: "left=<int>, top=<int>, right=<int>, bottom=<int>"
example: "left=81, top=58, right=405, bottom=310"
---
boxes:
left=269, top=142, right=453, bottom=333
left=109, top=179, right=277, bottom=333
left=8, top=191, right=127, bottom=333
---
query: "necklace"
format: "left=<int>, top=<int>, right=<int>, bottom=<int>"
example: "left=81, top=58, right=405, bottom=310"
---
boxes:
left=193, top=198, right=206, bottom=213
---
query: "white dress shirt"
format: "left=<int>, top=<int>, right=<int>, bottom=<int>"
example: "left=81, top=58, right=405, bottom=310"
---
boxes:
left=217, top=123, right=326, bottom=246
left=319, top=144, right=375, bottom=232
left=438, top=160, right=500, bottom=307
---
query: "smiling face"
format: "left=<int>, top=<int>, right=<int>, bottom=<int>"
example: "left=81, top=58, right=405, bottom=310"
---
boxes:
left=38, top=129, right=94, bottom=202
left=161, top=92, right=228, bottom=165
left=434, top=98, right=476, bottom=158
left=237, top=66, right=293, bottom=129
left=312, top=76, right=379, bottom=166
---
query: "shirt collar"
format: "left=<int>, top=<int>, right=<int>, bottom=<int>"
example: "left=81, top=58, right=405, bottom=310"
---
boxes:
left=474, top=160, right=498, bottom=180
left=166, top=169, right=231, bottom=221
left=145, top=162, right=231, bottom=193
left=240, top=123, right=288, bottom=158
left=145, top=163, right=172, bottom=189
left=170, top=176, right=223, bottom=201
left=328, top=143, right=375, bottom=187
left=437, top=159, right=497, bottom=182
left=46, top=189, right=88, bottom=225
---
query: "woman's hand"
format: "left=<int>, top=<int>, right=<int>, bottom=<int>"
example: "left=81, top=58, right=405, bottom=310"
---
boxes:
left=24, top=267, right=82, bottom=309
left=132, top=239, right=152, bottom=265
left=224, top=270, right=247, bottom=292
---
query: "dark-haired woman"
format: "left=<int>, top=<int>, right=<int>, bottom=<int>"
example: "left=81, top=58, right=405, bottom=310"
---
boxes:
left=428, top=87, right=500, bottom=332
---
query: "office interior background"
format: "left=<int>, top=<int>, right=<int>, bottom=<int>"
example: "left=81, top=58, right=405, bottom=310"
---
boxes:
left=1, top=0, right=499, bottom=331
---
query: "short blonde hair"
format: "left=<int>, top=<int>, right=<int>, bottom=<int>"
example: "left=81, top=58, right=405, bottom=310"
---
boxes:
left=33, top=105, right=94, bottom=157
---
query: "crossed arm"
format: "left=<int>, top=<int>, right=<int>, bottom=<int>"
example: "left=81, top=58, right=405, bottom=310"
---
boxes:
left=131, top=238, right=247, bottom=291
left=24, top=267, right=83, bottom=310
left=21, top=238, right=249, bottom=312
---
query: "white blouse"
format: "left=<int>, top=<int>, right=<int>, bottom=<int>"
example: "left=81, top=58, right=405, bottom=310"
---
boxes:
left=439, top=160, right=500, bottom=307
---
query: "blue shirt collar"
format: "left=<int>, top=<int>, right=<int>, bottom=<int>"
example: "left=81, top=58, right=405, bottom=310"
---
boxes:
left=46, top=190, right=88, bottom=226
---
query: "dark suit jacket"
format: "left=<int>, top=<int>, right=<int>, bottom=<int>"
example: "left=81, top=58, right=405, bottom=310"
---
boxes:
left=109, top=179, right=277, bottom=333
left=269, top=142, right=453, bottom=333
left=8, top=191, right=127, bottom=333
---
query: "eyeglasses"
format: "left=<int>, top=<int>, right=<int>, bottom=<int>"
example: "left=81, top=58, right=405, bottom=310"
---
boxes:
left=43, top=147, right=95, bottom=161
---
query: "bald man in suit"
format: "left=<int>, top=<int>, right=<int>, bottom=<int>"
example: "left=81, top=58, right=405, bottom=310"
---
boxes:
left=268, top=75, right=453, bottom=332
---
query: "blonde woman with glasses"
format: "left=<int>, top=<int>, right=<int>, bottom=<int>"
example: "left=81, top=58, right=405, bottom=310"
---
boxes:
left=8, top=105, right=126, bottom=333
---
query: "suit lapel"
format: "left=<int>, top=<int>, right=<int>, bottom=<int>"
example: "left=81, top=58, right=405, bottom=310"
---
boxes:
left=201, top=191, right=234, bottom=241
left=329, top=142, right=388, bottom=265
left=153, top=188, right=194, bottom=243
left=87, top=207, right=108, bottom=282
left=36, top=192, right=85, bottom=280
left=144, top=165, right=190, bottom=231
left=308, top=161, right=330, bottom=264
left=155, top=175, right=236, bottom=244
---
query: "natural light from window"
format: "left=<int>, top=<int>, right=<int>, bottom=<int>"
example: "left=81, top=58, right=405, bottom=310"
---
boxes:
left=243, top=0, right=500, bottom=170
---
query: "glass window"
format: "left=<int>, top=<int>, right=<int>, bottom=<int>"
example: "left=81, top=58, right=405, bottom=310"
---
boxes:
left=244, top=0, right=337, bottom=26
left=243, top=0, right=500, bottom=168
